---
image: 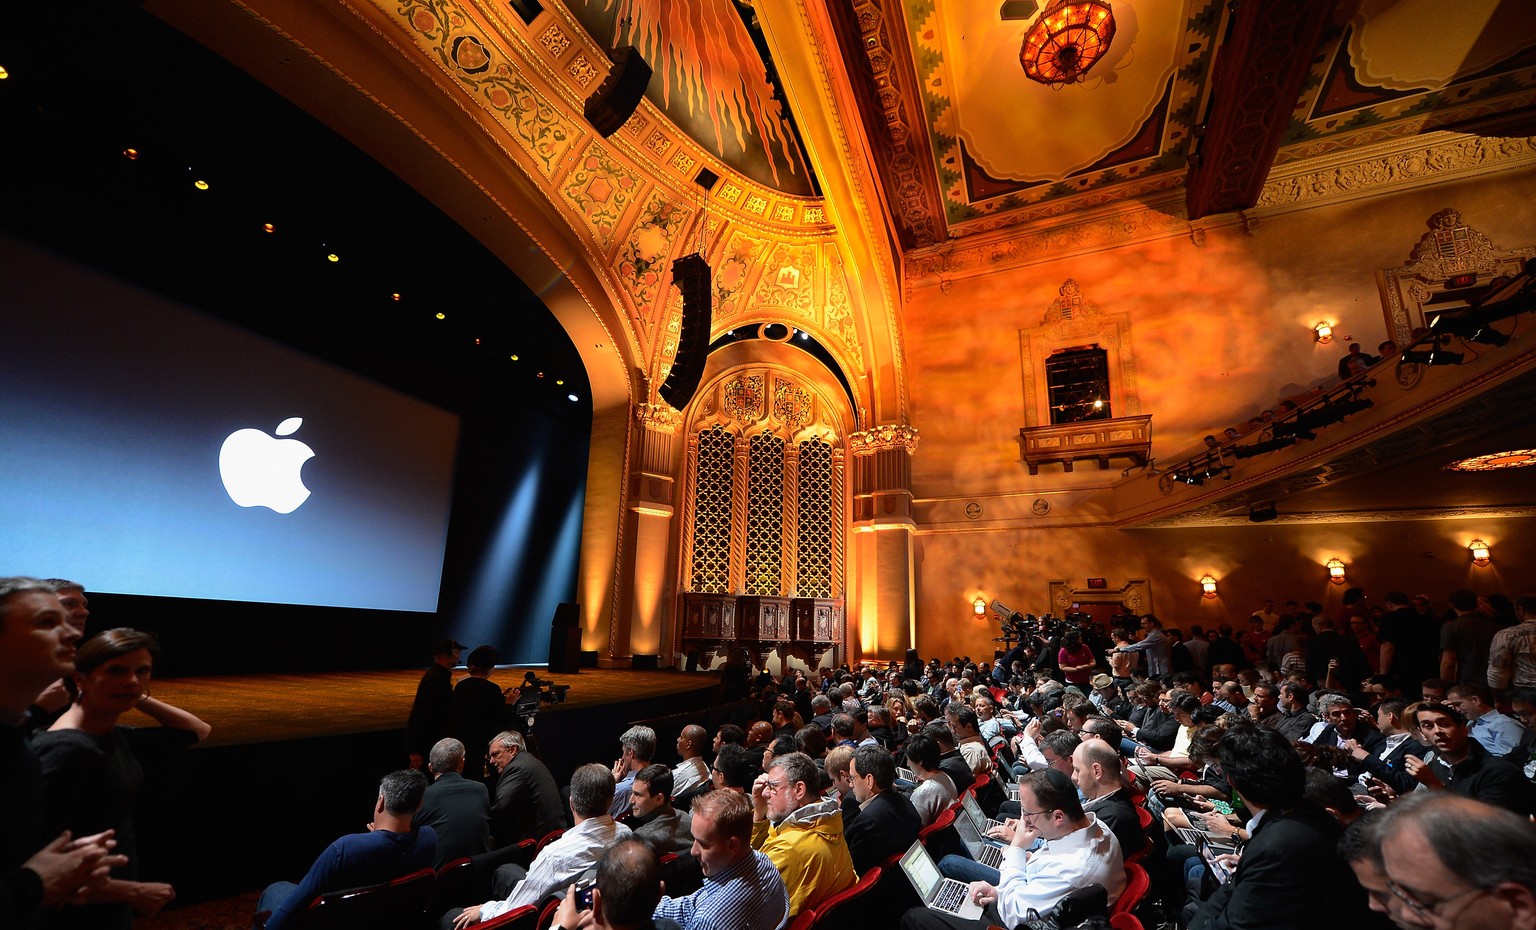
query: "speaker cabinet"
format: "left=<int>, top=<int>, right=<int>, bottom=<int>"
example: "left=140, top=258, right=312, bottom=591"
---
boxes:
left=660, top=253, right=712, bottom=410
left=583, top=46, right=652, bottom=138
left=547, top=601, right=582, bottom=673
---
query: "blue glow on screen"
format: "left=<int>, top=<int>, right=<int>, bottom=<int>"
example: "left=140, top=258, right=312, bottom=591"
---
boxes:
left=0, top=235, right=460, bottom=612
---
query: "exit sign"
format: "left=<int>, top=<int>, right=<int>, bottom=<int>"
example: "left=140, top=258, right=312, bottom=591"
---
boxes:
left=1087, top=578, right=1107, bottom=589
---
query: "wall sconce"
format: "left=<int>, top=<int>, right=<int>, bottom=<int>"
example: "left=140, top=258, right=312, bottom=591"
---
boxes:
left=1469, top=539, right=1491, bottom=567
left=1314, top=322, right=1334, bottom=345
left=1325, top=558, right=1347, bottom=584
left=972, top=596, right=988, bottom=617
left=1199, top=574, right=1218, bottom=599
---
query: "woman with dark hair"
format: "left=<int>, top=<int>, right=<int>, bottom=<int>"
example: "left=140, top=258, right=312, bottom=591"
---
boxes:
left=33, top=628, right=212, bottom=928
left=1057, top=630, right=1096, bottom=687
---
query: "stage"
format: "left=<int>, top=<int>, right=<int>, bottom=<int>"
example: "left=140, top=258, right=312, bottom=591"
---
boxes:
left=150, top=665, right=721, bottom=747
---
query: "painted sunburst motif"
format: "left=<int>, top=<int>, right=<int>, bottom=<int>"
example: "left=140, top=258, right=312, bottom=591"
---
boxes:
left=1445, top=450, right=1536, bottom=472
left=585, top=0, right=808, bottom=191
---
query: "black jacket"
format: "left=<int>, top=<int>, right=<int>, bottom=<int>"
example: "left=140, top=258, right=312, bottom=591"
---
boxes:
left=490, top=751, right=565, bottom=846
left=843, top=788, right=922, bottom=874
left=415, top=771, right=491, bottom=867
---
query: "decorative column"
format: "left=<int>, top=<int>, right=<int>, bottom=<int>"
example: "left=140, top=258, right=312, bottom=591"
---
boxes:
left=611, top=402, right=682, bottom=667
left=847, top=424, right=919, bottom=663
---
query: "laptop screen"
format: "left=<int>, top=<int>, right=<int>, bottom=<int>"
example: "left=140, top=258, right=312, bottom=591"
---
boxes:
left=962, top=793, right=989, bottom=831
left=899, top=842, right=941, bottom=899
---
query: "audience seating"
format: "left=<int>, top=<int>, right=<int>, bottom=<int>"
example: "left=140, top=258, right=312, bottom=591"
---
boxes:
left=253, top=866, right=435, bottom=929
left=801, top=865, right=882, bottom=930
left=466, top=839, right=537, bottom=906
left=534, top=829, right=565, bottom=854
left=1111, top=863, right=1150, bottom=917
left=475, top=903, right=539, bottom=930
left=1110, top=913, right=1145, bottom=930
left=658, top=851, right=704, bottom=899
left=917, top=806, right=957, bottom=844
left=430, top=857, right=477, bottom=915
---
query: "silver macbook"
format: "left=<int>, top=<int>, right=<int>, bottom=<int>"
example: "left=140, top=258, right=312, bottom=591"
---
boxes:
left=897, top=841, right=985, bottom=920
left=962, top=792, right=1005, bottom=834
left=952, top=808, right=1005, bottom=869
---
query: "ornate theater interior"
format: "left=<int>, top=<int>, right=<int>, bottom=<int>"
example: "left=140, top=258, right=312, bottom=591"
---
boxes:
left=5, top=0, right=1536, bottom=671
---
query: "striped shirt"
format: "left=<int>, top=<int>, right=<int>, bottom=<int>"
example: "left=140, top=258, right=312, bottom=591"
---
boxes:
left=653, top=849, right=789, bottom=930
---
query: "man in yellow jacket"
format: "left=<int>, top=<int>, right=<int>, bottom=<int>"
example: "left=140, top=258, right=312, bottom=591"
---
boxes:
left=749, top=750, right=857, bottom=918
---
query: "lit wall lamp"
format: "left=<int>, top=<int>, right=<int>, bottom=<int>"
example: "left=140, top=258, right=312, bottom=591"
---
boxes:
left=1314, top=322, right=1334, bottom=345
left=973, top=596, right=988, bottom=617
left=1325, top=558, right=1347, bottom=584
left=1199, top=574, right=1218, bottom=599
left=1469, top=539, right=1491, bottom=567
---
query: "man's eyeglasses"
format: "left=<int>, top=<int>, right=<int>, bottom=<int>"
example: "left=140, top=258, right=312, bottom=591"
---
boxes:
left=1385, top=879, right=1485, bottom=921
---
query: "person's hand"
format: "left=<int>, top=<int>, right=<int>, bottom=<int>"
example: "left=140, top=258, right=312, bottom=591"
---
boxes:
left=1213, top=852, right=1242, bottom=867
left=26, top=831, right=125, bottom=906
left=1404, top=755, right=1443, bottom=789
left=126, top=882, right=175, bottom=918
left=33, top=678, right=71, bottom=714
left=1341, top=738, right=1368, bottom=761
left=1202, top=812, right=1238, bottom=839
left=552, top=884, right=591, bottom=930
left=1011, top=817, right=1039, bottom=849
left=984, top=818, right=1017, bottom=844
left=969, top=882, right=998, bottom=907
left=1024, top=718, right=1042, bottom=741
left=407, top=753, right=424, bottom=771
left=611, top=759, right=627, bottom=782
left=1151, top=778, right=1179, bottom=797
left=1187, top=796, right=1214, bottom=813
left=453, top=904, right=484, bottom=929
left=751, top=774, right=771, bottom=811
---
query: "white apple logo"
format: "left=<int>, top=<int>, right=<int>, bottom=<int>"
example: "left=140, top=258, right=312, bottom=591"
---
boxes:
left=219, top=417, right=315, bottom=514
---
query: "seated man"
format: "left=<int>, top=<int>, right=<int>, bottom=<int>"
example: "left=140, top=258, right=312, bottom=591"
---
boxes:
left=258, top=769, right=436, bottom=930
left=451, top=764, right=631, bottom=927
left=653, top=789, right=789, bottom=930
left=1446, top=683, right=1526, bottom=758
left=749, top=751, right=855, bottom=918
left=629, top=764, right=694, bottom=854
left=415, top=738, right=491, bottom=868
left=672, top=725, right=711, bottom=797
left=902, top=769, right=1124, bottom=930
left=611, top=726, right=658, bottom=819
left=1404, top=702, right=1535, bottom=817
left=844, top=745, right=923, bottom=874
left=487, top=730, right=564, bottom=847
left=547, top=838, right=680, bottom=930
left=1188, top=726, right=1370, bottom=930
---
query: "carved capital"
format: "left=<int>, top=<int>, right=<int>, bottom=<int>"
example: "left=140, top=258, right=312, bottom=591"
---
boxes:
left=848, top=424, right=920, bottom=454
left=635, top=402, right=683, bottom=434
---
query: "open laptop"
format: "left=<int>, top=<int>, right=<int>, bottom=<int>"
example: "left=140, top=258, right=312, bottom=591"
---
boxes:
left=897, top=841, right=985, bottom=920
left=1173, top=818, right=1239, bottom=856
left=962, top=791, right=1005, bottom=834
left=951, top=807, right=1005, bottom=869
left=898, top=766, right=917, bottom=783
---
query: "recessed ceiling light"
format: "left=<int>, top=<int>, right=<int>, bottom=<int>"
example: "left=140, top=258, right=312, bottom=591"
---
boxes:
left=568, top=394, right=579, bottom=402
left=509, top=354, right=519, bottom=361
left=435, top=312, right=446, bottom=320
left=262, top=222, right=276, bottom=233
left=0, top=66, right=10, bottom=80
left=193, top=179, right=210, bottom=191
left=122, top=147, right=139, bottom=160
left=326, top=252, right=339, bottom=262
left=555, top=379, right=564, bottom=385
left=391, top=292, right=401, bottom=301
left=1446, top=450, right=1536, bottom=472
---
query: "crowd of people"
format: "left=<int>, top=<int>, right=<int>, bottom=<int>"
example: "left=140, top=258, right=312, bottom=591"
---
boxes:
left=7, top=574, right=1536, bottom=930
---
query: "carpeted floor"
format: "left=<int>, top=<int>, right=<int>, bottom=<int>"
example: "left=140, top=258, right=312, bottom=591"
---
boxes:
left=137, top=890, right=260, bottom=930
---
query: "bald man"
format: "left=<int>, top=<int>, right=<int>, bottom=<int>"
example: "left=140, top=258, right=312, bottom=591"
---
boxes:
left=673, top=724, right=710, bottom=795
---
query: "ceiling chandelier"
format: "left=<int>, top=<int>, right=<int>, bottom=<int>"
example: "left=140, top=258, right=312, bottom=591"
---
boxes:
left=1020, top=0, right=1117, bottom=86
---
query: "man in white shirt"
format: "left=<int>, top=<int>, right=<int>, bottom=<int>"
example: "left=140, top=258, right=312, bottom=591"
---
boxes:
left=672, top=725, right=710, bottom=796
left=900, top=768, right=1125, bottom=930
left=451, top=763, right=632, bottom=927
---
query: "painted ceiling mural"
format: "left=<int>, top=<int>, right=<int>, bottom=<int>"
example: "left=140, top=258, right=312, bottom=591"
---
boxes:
left=570, top=0, right=817, bottom=195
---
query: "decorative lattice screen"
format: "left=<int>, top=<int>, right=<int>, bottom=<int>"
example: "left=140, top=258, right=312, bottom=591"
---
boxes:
left=689, top=427, right=735, bottom=593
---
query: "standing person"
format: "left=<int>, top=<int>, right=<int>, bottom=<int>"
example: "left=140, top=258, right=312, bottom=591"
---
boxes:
left=1, top=577, right=124, bottom=930
left=1057, top=631, right=1096, bottom=689
left=1487, top=594, right=1536, bottom=701
left=449, top=646, right=507, bottom=784
left=1440, top=589, right=1499, bottom=686
left=1377, top=591, right=1436, bottom=690
left=1115, top=615, right=1171, bottom=680
left=34, top=628, right=213, bottom=929
left=406, top=639, right=462, bottom=770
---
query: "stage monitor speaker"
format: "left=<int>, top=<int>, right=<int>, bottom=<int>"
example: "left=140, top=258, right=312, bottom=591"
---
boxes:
left=583, top=46, right=652, bottom=138
left=547, top=601, right=582, bottom=673
left=659, top=253, right=712, bottom=410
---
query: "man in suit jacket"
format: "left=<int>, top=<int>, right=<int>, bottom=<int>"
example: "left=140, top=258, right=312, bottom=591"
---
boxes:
left=415, top=738, right=491, bottom=868
left=1189, top=727, right=1371, bottom=930
left=487, top=730, right=564, bottom=847
left=1343, top=698, right=1426, bottom=795
left=843, top=745, right=922, bottom=874
left=629, top=764, right=694, bottom=854
left=1308, top=696, right=1385, bottom=754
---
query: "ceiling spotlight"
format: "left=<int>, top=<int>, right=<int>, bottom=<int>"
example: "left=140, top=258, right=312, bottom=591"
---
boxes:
left=262, top=223, right=276, bottom=233
left=326, top=252, right=339, bottom=262
left=435, top=312, right=446, bottom=320
left=509, top=354, right=519, bottom=361
left=0, top=66, right=10, bottom=80
left=193, top=179, right=210, bottom=191
left=567, top=394, right=579, bottom=402
left=391, top=292, right=401, bottom=301
left=122, top=147, right=139, bottom=160
left=1314, top=321, right=1333, bottom=344
left=555, top=379, right=565, bottom=385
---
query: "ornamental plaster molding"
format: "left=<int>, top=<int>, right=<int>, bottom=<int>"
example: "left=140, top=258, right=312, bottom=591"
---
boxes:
left=847, top=424, right=920, bottom=453
left=635, top=402, right=684, bottom=433
left=1254, top=132, right=1536, bottom=215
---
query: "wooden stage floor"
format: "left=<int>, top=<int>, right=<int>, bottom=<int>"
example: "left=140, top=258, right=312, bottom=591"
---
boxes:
left=149, top=666, right=721, bottom=748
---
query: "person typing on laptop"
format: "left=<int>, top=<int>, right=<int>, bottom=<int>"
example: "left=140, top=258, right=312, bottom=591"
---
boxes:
left=900, top=769, right=1125, bottom=930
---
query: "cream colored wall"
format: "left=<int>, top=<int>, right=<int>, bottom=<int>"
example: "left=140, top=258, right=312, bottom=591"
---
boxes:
left=913, top=516, right=1536, bottom=662
left=901, top=165, right=1536, bottom=662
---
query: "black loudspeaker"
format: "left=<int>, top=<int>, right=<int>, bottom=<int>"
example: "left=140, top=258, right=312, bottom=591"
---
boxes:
left=547, top=602, right=581, bottom=673
left=583, top=46, right=652, bottom=138
left=660, top=254, right=712, bottom=410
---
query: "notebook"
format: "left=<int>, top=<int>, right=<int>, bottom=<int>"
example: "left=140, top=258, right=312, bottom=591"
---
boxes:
left=952, top=807, right=1005, bottom=869
left=962, top=792, right=1005, bottom=834
left=897, top=841, right=985, bottom=920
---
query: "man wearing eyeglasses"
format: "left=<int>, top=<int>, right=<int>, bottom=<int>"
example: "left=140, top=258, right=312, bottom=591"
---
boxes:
left=1377, top=792, right=1536, bottom=930
left=748, top=751, right=855, bottom=919
left=903, top=768, right=1124, bottom=930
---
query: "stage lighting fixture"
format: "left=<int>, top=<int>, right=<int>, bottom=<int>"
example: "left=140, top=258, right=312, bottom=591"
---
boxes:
left=1248, top=503, right=1278, bottom=523
left=1401, top=348, right=1464, bottom=366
